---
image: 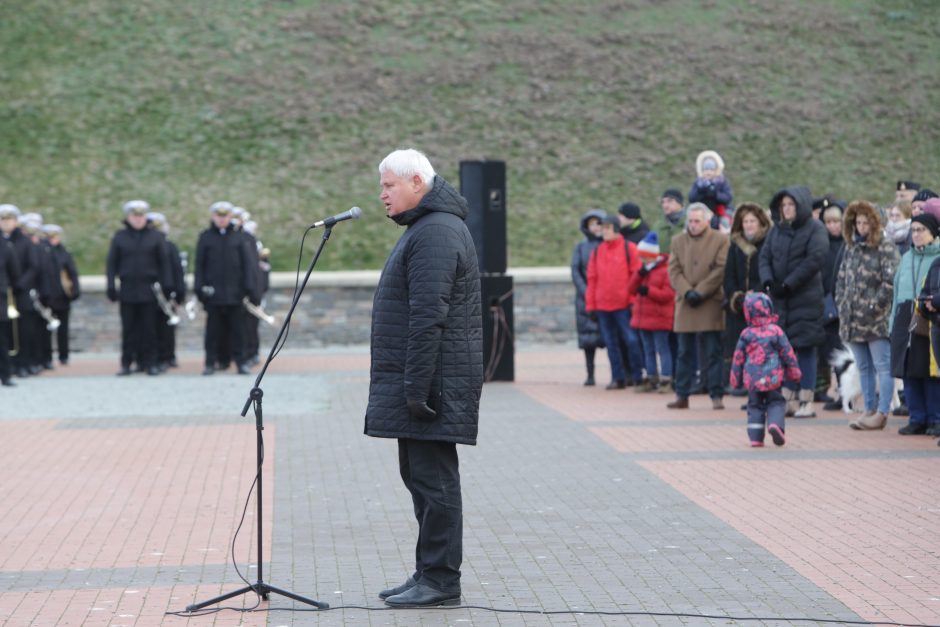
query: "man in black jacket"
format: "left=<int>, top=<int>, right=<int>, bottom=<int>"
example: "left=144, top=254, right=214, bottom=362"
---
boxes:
left=147, top=212, right=186, bottom=370
left=43, top=224, right=80, bottom=366
left=106, top=200, right=171, bottom=376
left=1, top=205, right=42, bottom=378
left=0, top=204, right=22, bottom=386
left=366, top=149, right=483, bottom=607
left=194, top=201, right=258, bottom=375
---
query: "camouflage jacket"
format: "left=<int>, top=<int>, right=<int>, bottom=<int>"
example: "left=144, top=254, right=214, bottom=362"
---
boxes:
left=835, top=237, right=900, bottom=342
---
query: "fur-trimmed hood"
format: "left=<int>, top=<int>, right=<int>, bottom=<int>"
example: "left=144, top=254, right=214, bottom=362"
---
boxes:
left=729, top=202, right=772, bottom=257
left=695, top=150, right=725, bottom=178
left=842, top=200, right=884, bottom=248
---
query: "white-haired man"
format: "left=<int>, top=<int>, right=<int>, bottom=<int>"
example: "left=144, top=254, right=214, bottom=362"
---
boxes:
left=365, top=148, right=483, bottom=607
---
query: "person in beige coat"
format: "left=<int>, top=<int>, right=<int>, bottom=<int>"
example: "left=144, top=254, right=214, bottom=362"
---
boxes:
left=667, top=203, right=730, bottom=409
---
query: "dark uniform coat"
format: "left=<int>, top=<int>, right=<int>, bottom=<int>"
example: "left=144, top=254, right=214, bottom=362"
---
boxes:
left=0, top=239, right=21, bottom=321
left=47, top=243, right=80, bottom=311
left=759, top=186, right=829, bottom=349
left=106, top=223, right=171, bottom=303
left=7, top=228, right=40, bottom=312
left=194, top=226, right=258, bottom=306
left=365, top=176, right=483, bottom=446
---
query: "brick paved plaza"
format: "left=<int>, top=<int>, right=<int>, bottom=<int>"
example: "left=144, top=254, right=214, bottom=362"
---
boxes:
left=0, top=346, right=938, bottom=626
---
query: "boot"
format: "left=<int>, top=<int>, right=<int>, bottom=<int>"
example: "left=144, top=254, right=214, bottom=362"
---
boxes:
left=783, top=388, right=798, bottom=417
left=667, top=396, right=689, bottom=409
left=851, top=411, right=887, bottom=431
left=657, top=376, right=673, bottom=394
left=635, top=376, right=659, bottom=393
left=793, top=389, right=816, bottom=418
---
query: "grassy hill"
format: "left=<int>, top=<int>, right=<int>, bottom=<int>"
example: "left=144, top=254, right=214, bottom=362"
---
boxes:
left=2, top=0, right=939, bottom=273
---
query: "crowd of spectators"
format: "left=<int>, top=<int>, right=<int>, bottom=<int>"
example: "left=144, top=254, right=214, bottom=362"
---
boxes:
left=571, top=150, right=940, bottom=447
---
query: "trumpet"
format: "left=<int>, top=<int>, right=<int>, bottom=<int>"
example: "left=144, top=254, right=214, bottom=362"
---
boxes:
left=151, top=283, right=180, bottom=326
left=243, top=296, right=275, bottom=326
left=28, top=289, right=61, bottom=331
left=183, top=296, right=199, bottom=321
left=6, top=288, right=18, bottom=357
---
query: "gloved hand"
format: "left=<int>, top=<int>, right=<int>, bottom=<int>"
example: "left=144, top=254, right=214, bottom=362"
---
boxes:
left=685, top=290, right=704, bottom=307
left=772, top=282, right=790, bottom=298
left=107, top=286, right=117, bottom=302
left=637, top=285, right=649, bottom=296
left=406, top=399, right=437, bottom=422
left=638, top=265, right=651, bottom=278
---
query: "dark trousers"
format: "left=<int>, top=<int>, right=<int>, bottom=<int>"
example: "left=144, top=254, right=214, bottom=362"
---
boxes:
left=245, top=313, right=260, bottom=361
left=747, top=388, right=786, bottom=444
left=675, top=331, right=723, bottom=399
left=0, top=320, right=11, bottom=382
left=120, top=302, right=158, bottom=369
left=156, top=310, right=176, bottom=365
left=52, top=308, right=70, bottom=362
left=12, top=310, right=39, bottom=371
left=398, top=438, right=462, bottom=593
left=902, top=376, right=940, bottom=427
left=204, top=304, right=244, bottom=368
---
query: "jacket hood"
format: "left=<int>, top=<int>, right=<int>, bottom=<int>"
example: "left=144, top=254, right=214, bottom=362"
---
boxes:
left=392, top=176, right=468, bottom=226
left=769, top=186, right=814, bottom=228
left=695, top=150, right=725, bottom=177
left=842, top=201, right=884, bottom=248
left=579, top=209, right=606, bottom=240
left=729, top=202, right=771, bottom=255
left=744, top=292, right=778, bottom=327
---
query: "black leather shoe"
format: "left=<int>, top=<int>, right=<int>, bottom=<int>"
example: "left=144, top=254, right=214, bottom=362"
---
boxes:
left=384, top=583, right=460, bottom=607
left=1, top=379, right=15, bottom=387
left=237, top=363, right=251, bottom=375
left=202, top=366, right=215, bottom=376
left=116, top=367, right=132, bottom=376
left=379, top=576, right=416, bottom=600
left=926, top=424, right=940, bottom=437
left=147, top=366, right=160, bottom=376
left=892, top=404, right=909, bottom=416
left=823, top=400, right=842, bottom=411
left=168, top=358, right=178, bottom=368
left=898, top=422, right=927, bottom=435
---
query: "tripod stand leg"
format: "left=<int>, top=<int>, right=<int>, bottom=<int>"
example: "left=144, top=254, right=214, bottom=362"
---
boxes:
left=185, top=583, right=330, bottom=611
left=185, top=584, right=258, bottom=612
left=262, top=584, right=330, bottom=609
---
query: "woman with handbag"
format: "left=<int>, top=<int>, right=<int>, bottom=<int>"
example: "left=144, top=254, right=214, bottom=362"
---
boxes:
left=834, top=201, right=900, bottom=429
left=889, top=213, right=940, bottom=435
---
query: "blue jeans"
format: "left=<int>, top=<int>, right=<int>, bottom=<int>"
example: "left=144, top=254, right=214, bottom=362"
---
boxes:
left=640, top=330, right=673, bottom=378
left=785, top=346, right=817, bottom=391
left=596, top=309, right=644, bottom=383
left=902, top=376, right=940, bottom=427
left=675, top=331, right=723, bottom=399
left=847, top=339, right=893, bottom=414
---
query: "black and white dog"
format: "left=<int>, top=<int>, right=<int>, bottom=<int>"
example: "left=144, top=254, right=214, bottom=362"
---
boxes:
left=828, top=348, right=901, bottom=413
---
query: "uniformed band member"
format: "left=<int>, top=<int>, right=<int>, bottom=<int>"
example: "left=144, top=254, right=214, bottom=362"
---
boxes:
left=42, top=224, right=80, bottom=365
left=147, top=212, right=186, bottom=370
left=1, top=205, right=43, bottom=377
left=194, top=201, right=259, bottom=375
left=21, top=213, right=61, bottom=371
left=0, top=205, right=23, bottom=386
left=106, top=200, right=171, bottom=376
left=896, top=180, right=920, bottom=204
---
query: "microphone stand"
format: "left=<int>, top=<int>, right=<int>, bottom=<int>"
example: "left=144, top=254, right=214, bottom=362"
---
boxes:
left=186, top=226, right=334, bottom=612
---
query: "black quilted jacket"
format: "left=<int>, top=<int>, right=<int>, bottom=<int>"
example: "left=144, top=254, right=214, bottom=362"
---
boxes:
left=364, top=176, right=483, bottom=445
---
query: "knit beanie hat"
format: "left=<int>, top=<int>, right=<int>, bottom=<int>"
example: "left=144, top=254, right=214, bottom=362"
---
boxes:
left=636, top=231, right=660, bottom=259
left=912, top=213, right=940, bottom=238
left=914, top=188, right=939, bottom=203
left=601, top=214, right=620, bottom=228
left=618, top=202, right=641, bottom=220
left=921, top=198, right=940, bottom=221
left=662, top=189, right=684, bottom=204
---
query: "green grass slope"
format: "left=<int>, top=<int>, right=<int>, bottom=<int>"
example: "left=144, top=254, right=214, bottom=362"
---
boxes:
left=1, top=0, right=939, bottom=272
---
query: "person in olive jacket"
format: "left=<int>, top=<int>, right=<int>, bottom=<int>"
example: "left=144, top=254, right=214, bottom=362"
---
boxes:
left=194, top=201, right=259, bottom=376
left=759, top=186, right=829, bottom=418
left=366, top=149, right=483, bottom=608
left=106, top=200, right=171, bottom=376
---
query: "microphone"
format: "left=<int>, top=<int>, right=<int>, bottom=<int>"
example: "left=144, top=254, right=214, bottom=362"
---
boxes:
left=311, top=206, right=362, bottom=229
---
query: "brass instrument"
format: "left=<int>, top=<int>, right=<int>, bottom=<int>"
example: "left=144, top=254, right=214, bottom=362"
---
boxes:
left=28, top=289, right=60, bottom=331
left=242, top=296, right=275, bottom=326
left=6, top=288, right=18, bottom=357
left=151, top=283, right=181, bottom=326
left=183, top=296, right=199, bottom=321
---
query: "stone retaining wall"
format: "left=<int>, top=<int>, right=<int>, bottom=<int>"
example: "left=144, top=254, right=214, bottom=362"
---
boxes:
left=65, top=267, right=577, bottom=354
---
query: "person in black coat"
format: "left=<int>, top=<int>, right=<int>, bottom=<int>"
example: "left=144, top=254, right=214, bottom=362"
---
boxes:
left=617, top=202, right=651, bottom=245
left=1, top=206, right=43, bottom=378
left=722, top=202, right=771, bottom=394
left=194, top=201, right=259, bottom=375
left=366, top=149, right=483, bottom=608
left=571, top=209, right=606, bottom=385
left=0, top=209, right=22, bottom=386
left=106, top=200, right=171, bottom=376
left=759, top=186, right=829, bottom=417
left=42, top=225, right=80, bottom=366
left=147, top=213, right=185, bottom=370
left=817, top=204, right=847, bottom=406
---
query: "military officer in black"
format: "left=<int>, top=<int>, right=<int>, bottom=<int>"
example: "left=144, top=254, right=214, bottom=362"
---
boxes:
left=43, top=224, right=80, bottom=365
left=147, top=212, right=186, bottom=370
left=0, top=205, right=23, bottom=386
left=0, top=205, right=42, bottom=377
left=106, top=200, right=171, bottom=376
left=21, top=214, right=58, bottom=371
left=195, top=201, right=259, bottom=375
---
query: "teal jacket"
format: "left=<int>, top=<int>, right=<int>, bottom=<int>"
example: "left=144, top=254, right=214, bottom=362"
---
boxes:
left=889, top=240, right=940, bottom=333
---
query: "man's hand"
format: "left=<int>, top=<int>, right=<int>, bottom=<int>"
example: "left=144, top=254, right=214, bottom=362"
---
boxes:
left=407, top=399, right=437, bottom=421
left=637, top=285, right=649, bottom=296
left=107, top=286, right=117, bottom=302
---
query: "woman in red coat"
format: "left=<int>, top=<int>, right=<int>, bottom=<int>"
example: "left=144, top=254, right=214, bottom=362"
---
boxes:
left=628, top=232, right=676, bottom=392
